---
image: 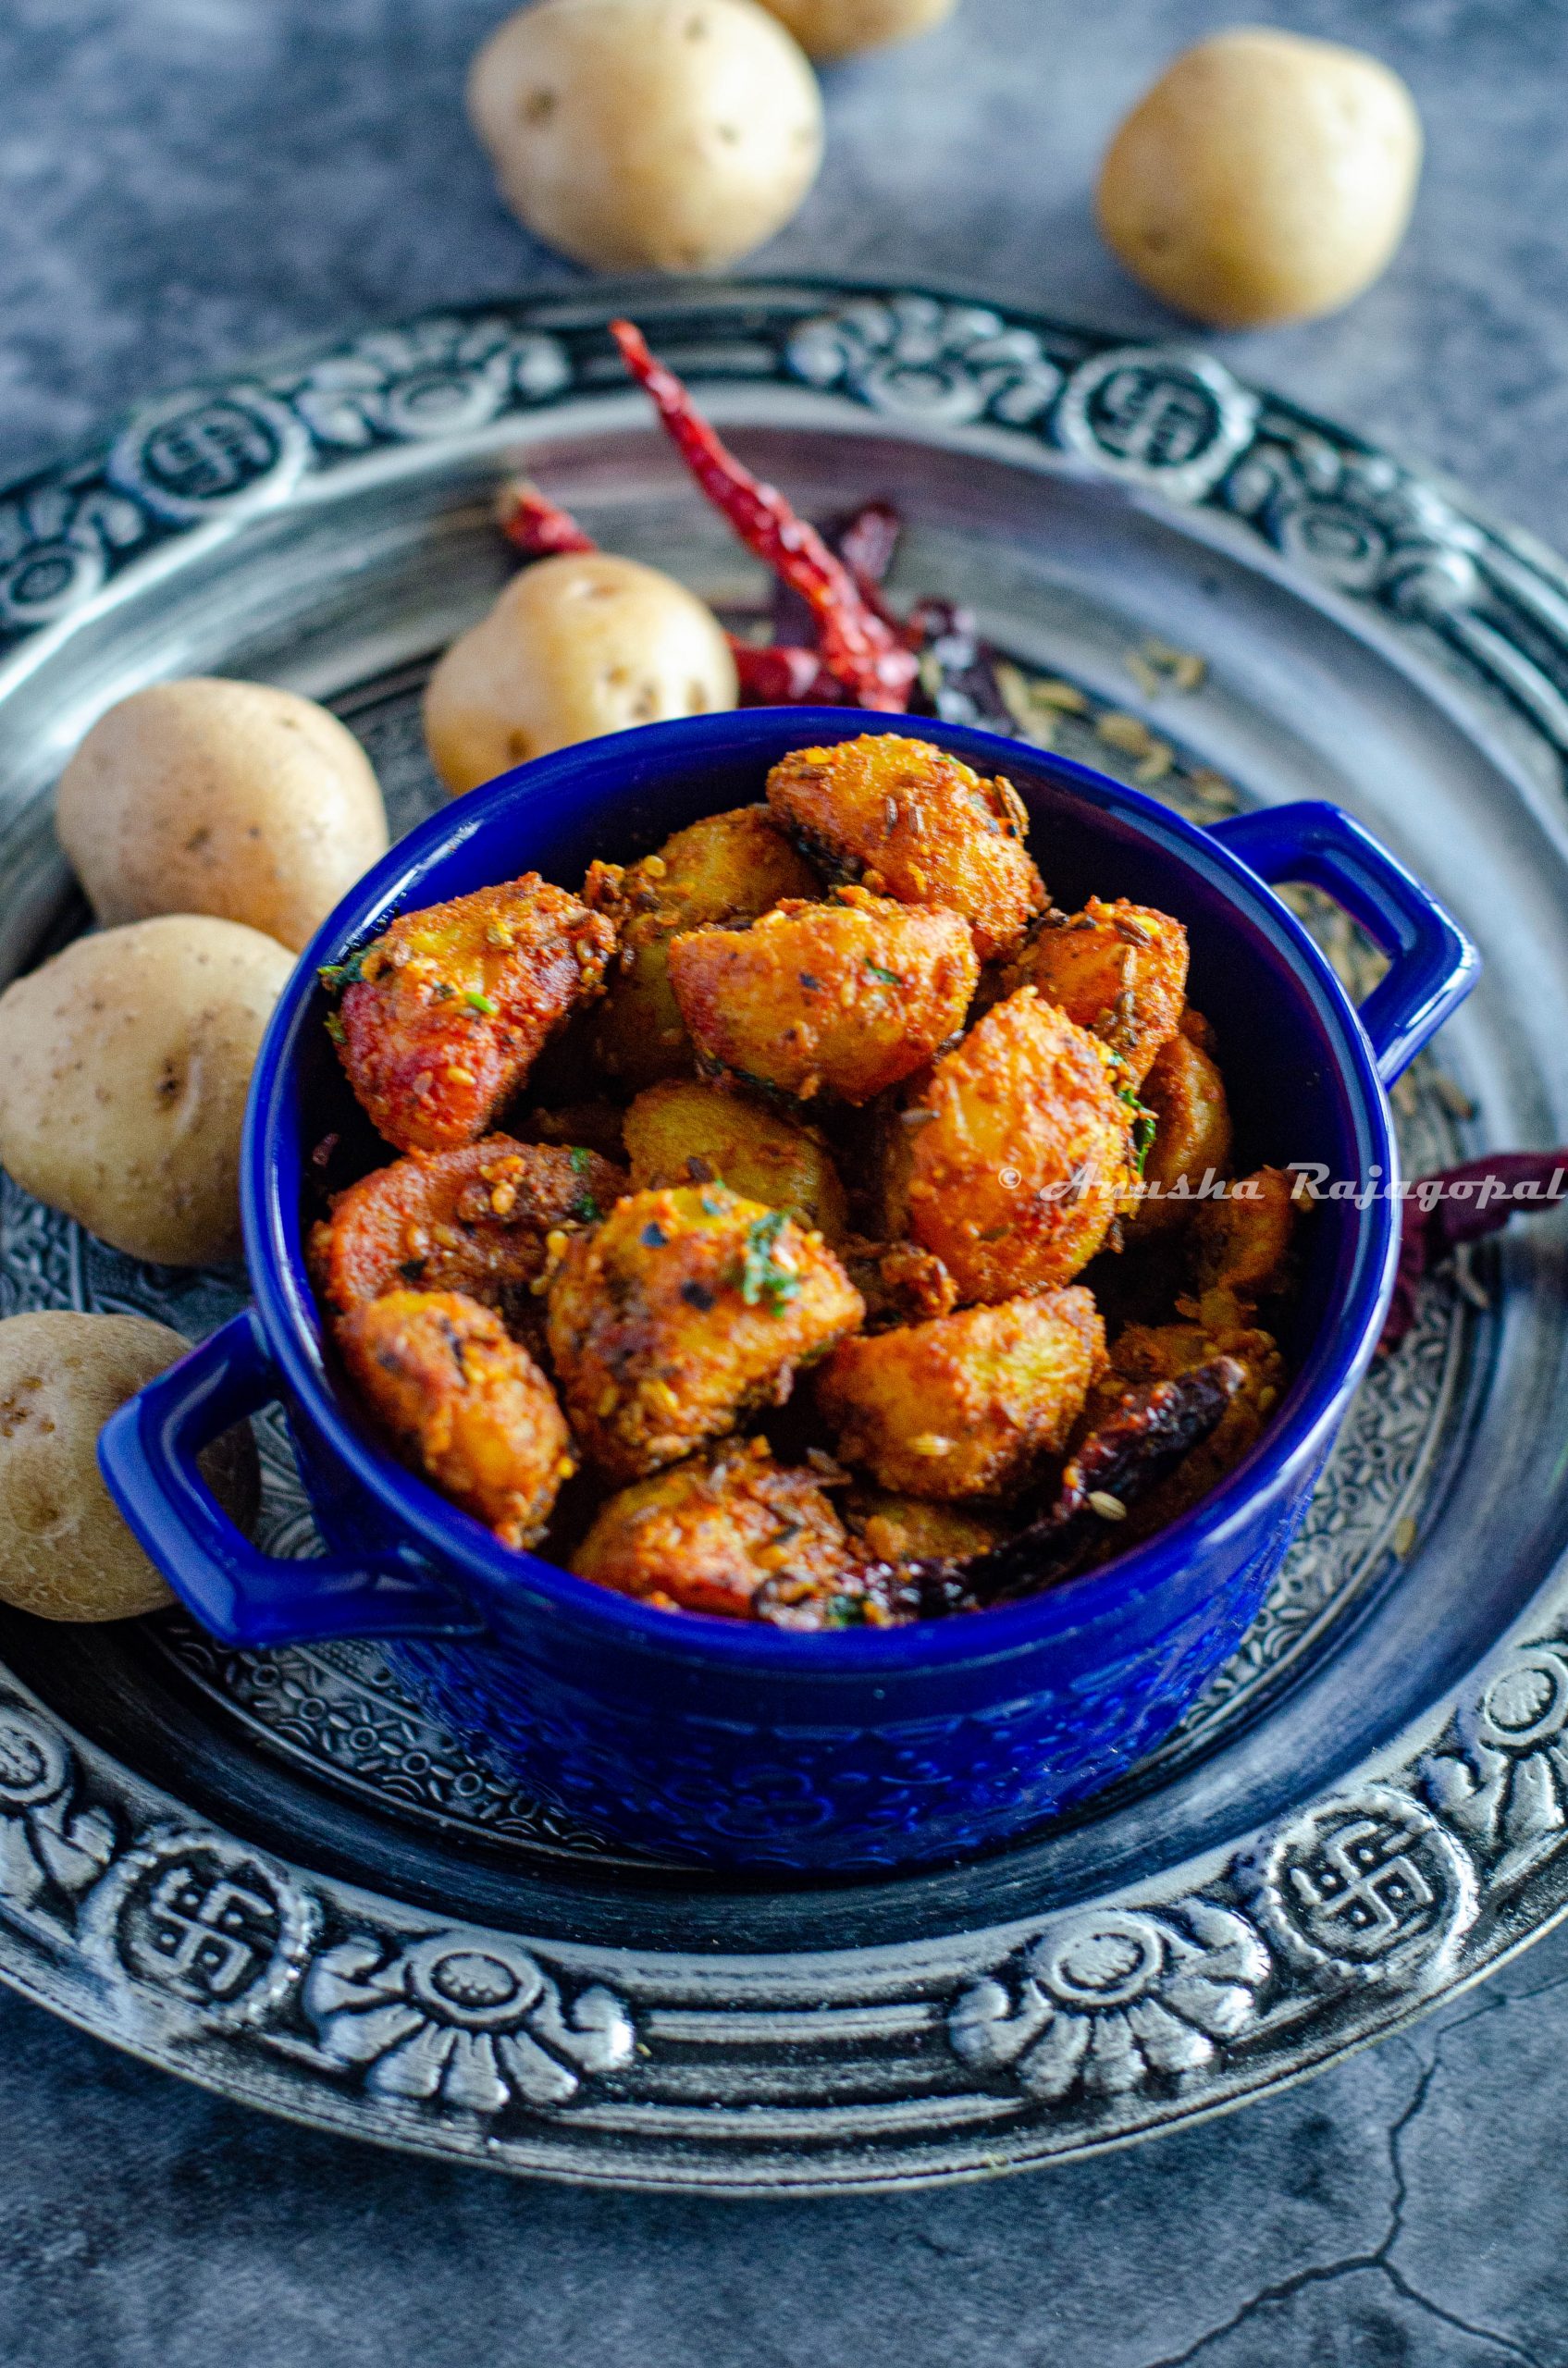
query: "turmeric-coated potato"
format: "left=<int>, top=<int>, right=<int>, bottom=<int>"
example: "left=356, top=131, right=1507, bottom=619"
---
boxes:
left=336, top=1289, right=574, bottom=1548
left=56, top=678, right=389, bottom=955
left=1189, top=1166, right=1298, bottom=1301
left=424, top=553, right=739, bottom=795
left=670, top=886, right=977, bottom=1104
left=845, top=1488, right=1006, bottom=1566
left=816, top=1287, right=1105, bottom=1498
left=1080, top=1314, right=1285, bottom=1548
left=572, top=1438, right=852, bottom=1616
left=1133, top=1026, right=1232, bottom=1236
left=546, top=1184, right=863, bottom=1481
left=0, top=1312, right=257, bottom=1622
left=309, top=1136, right=625, bottom=1325
left=904, top=988, right=1131, bottom=1303
left=331, top=874, right=614, bottom=1153
left=624, top=1078, right=848, bottom=1240
left=586, top=805, right=818, bottom=1091
left=767, top=734, right=1044, bottom=963
left=1002, top=899, right=1188, bottom=1084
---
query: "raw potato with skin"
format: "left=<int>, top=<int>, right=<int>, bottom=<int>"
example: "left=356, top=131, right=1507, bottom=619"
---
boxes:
left=0, top=915, right=292, bottom=1265
left=624, top=1078, right=848, bottom=1240
left=670, top=885, right=978, bottom=1104
left=467, top=0, right=823, bottom=273
left=573, top=1439, right=853, bottom=1614
left=424, top=552, right=739, bottom=795
left=56, top=679, right=389, bottom=955
left=0, top=1313, right=258, bottom=1622
left=756, top=0, right=955, bottom=59
left=1096, top=28, right=1422, bottom=329
left=903, top=987, right=1132, bottom=1304
left=332, top=874, right=614, bottom=1154
left=816, top=1289, right=1106, bottom=1499
left=586, top=804, right=817, bottom=1091
left=546, top=1184, right=864, bottom=1482
left=767, top=734, right=1044, bottom=963
left=309, top=1136, right=626, bottom=1322
left=336, top=1289, right=574, bottom=1548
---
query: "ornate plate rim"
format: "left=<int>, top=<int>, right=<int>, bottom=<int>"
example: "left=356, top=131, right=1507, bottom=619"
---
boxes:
left=6, top=275, right=1568, bottom=2193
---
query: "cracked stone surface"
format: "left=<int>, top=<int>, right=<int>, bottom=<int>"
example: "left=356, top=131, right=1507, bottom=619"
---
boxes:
left=5, top=1, right=1568, bottom=2361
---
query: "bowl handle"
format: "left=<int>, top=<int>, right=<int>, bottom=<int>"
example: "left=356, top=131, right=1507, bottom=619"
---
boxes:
left=1210, top=801, right=1479, bottom=1084
left=98, top=1309, right=485, bottom=1649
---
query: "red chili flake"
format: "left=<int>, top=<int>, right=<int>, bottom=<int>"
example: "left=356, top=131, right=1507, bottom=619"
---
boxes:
left=610, top=319, right=918, bottom=711
left=497, top=479, right=598, bottom=560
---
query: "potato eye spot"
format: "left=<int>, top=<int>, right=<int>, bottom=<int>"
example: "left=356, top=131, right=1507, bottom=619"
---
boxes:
left=522, top=88, right=556, bottom=124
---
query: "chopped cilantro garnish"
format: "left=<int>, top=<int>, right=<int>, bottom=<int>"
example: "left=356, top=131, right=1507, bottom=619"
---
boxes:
left=736, top=1208, right=802, bottom=1314
left=1117, top=1081, right=1157, bottom=1180
left=464, top=988, right=498, bottom=1016
left=572, top=1192, right=602, bottom=1224
left=324, top=1010, right=346, bottom=1045
left=570, top=1145, right=590, bottom=1175
left=864, top=958, right=901, bottom=986
left=317, top=946, right=369, bottom=993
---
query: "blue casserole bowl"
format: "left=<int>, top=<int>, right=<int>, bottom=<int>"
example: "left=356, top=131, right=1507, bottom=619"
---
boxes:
left=99, top=709, right=1476, bottom=1871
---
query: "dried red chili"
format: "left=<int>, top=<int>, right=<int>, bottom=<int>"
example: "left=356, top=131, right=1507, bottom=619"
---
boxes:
left=1381, top=1151, right=1568, bottom=1348
left=610, top=319, right=918, bottom=711
left=496, top=479, right=599, bottom=560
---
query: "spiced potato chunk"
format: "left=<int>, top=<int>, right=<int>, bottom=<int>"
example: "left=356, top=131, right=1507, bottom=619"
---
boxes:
left=816, top=1288, right=1105, bottom=1499
left=1133, top=1024, right=1233, bottom=1235
left=766, top=734, right=1045, bottom=962
left=1080, top=1314, right=1284, bottom=1548
left=1189, top=1166, right=1298, bottom=1300
left=1002, top=897, right=1188, bottom=1085
left=669, top=886, right=977, bottom=1104
left=585, top=805, right=818, bottom=1091
left=904, top=987, right=1132, bottom=1303
left=572, top=1439, right=854, bottom=1616
left=623, top=1078, right=849, bottom=1240
left=309, top=1136, right=626, bottom=1325
left=331, top=875, right=614, bottom=1153
left=546, top=1185, right=864, bottom=1482
left=337, top=1289, right=574, bottom=1548
left=845, top=1489, right=1006, bottom=1566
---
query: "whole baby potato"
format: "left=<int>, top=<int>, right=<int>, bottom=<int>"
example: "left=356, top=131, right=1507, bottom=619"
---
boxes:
left=0, top=1312, right=258, bottom=1622
left=56, top=679, right=389, bottom=955
left=0, top=916, right=293, bottom=1266
left=424, top=551, right=739, bottom=794
left=756, top=0, right=955, bottom=59
left=467, top=0, right=823, bottom=273
left=1095, top=29, right=1422, bottom=328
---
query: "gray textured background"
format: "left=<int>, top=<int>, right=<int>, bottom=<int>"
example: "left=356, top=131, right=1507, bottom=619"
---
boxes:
left=4, top=2, right=1567, bottom=2362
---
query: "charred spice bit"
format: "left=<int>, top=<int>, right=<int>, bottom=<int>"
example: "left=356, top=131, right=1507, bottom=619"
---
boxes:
left=610, top=319, right=918, bottom=712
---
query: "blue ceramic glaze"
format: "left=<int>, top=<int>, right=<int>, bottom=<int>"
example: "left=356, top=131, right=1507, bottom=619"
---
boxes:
left=99, top=710, right=1477, bottom=1870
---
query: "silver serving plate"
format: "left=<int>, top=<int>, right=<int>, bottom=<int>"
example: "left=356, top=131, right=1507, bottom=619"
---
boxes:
left=3, top=279, right=1568, bottom=2195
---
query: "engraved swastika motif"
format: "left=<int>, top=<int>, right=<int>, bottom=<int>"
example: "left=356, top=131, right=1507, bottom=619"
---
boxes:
left=81, top=1831, right=316, bottom=2027
left=108, top=387, right=309, bottom=524
left=1242, top=1785, right=1478, bottom=1989
left=1056, top=348, right=1258, bottom=502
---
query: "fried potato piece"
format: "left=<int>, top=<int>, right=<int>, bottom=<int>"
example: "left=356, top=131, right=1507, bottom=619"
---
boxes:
left=1002, top=898, right=1188, bottom=1084
left=546, top=1184, right=864, bottom=1482
left=333, top=875, right=614, bottom=1153
left=572, top=1439, right=853, bottom=1617
left=845, top=1488, right=1006, bottom=1565
left=623, top=1078, right=849, bottom=1240
left=669, top=885, right=977, bottom=1105
left=1079, top=1314, right=1285, bottom=1549
left=309, top=1136, right=626, bottom=1326
left=336, top=1289, right=574, bottom=1548
left=586, top=805, right=818, bottom=1091
left=905, top=987, right=1131, bottom=1302
left=1189, top=1166, right=1297, bottom=1299
left=1133, top=1026, right=1233, bottom=1236
left=816, top=1287, right=1105, bottom=1498
left=766, top=734, right=1045, bottom=961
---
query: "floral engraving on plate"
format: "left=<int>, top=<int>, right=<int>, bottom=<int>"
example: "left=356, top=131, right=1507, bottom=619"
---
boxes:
left=949, top=1899, right=1270, bottom=2101
left=1423, top=1641, right=1568, bottom=1887
left=0, top=1703, right=114, bottom=1920
left=302, top=1930, right=634, bottom=2114
left=788, top=294, right=1064, bottom=427
left=1240, top=1783, right=1480, bottom=1990
left=288, top=314, right=569, bottom=450
left=80, top=1830, right=317, bottom=2026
